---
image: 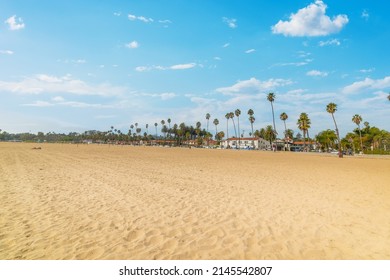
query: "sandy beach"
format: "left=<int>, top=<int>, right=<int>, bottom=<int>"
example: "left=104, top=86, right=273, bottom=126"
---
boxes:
left=0, top=142, right=389, bottom=260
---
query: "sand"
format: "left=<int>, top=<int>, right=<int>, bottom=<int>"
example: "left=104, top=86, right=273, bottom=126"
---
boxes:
left=0, top=142, right=389, bottom=260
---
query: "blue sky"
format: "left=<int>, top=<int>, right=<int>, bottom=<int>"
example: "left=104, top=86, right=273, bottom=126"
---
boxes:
left=1, top=0, right=389, bottom=137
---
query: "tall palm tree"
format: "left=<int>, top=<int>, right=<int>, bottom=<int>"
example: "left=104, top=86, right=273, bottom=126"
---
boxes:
left=225, top=113, right=230, bottom=140
left=235, top=109, right=241, bottom=147
left=229, top=112, right=237, bottom=138
left=267, top=92, right=277, bottom=136
left=160, top=120, right=166, bottom=141
left=130, top=124, right=134, bottom=136
left=326, top=103, right=343, bottom=158
left=249, top=115, right=255, bottom=148
left=167, top=118, right=171, bottom=138
left=297, top=113, right=311, bottom=151
left=388, top=93, right=390, bottom=101
left=205, top=113, right=210, bottom=133
left=247, top=109, right=255, bottom=141
left=154, top=122, right=158, bottom=138
left=280, top=112, right=288, bottom=150
left=352, top=114, right=363, bottom=152
left=213, top=118, right=219, bottom=139
left=146, top=124, right=149, bottom=135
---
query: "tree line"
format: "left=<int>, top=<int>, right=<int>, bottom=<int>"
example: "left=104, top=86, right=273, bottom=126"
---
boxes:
left=1, top=93, right=389, bottom=154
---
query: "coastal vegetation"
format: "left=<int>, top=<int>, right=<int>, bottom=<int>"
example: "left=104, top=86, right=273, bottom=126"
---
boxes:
left=1, top=93, right=389, bottom=154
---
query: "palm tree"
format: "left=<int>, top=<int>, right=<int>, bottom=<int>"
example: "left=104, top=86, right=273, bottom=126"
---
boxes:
left=235, top=109, right=241, bottom=147
left=225, top=113, right=230, bottom=140
left=154, top=122, right=158, bottom=138
left=297, top=113, right=311, bottom=151
left=326, top=103, right=343, bottom=158
left=285, top=129, right=294, bottom=140
left=352, top=114, right=363, bottom=152
left=280, top=112, right=288, bottom=150
left=264, top=125, right=276, bottom=148
left=247, top=109, right=255, bottom=148
left=167, top=118, right=171, bottom=138
left=388, top=93, right=390, bottom=101
left=146, top=124, right=149, bottom=135
left=213, top=118, right=219, bottom=139
left=267, top=92, right=277, bottom=136
left=247, top=109, right=255, bottom=136
left=205, top=113, right=210, bottom=133
left=229, top=112, right=237, bottom=138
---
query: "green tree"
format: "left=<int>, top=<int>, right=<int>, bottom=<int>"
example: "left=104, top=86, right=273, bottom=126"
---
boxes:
left=326, top=103, right=343, bottom=158
left=280, top=112, right=288, bottom=150
left=264, top=125, right=276, bottom=147
left=352, top=114, right=363, bottom=152
left=213, top=118, right=219, bottom=139
left=297, top=113, right=311, bottom=151
left=154, top=122, right=158, bottom=138
left=205, top=113, right=210, bottom=133
left=225, top=113, right=230, bottom=139
left=248, top=109, right=255, bottom=148
left=167, top=118, right=172, bottom=138
left=235, top=109, right=241, bottom=147
left=267, top=92, right=277, bottom=136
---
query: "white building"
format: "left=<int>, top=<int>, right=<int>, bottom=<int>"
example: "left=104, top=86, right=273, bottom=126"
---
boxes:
left=221, top=137, right=270, bottom=150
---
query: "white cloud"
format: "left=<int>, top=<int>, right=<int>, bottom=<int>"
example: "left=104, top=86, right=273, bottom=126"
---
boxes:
left=359, top=68, right=375, bottom=73
left=0, top=50, right=14, bottom=55
left=113, top=12, right=121, bottom=17
left=297, top=51, right=311, bottom=58
left=57, top=58, right=87, bottom=64
left=23, top=100, right=112, bottom=108
left=216, top=77, right=293, bottom=95
left=126, top=41, right=139, bottom=49
left=361, top=10, right=369, bottom=21
left=52, top=96, right=65, bottom=102
left=22, top=101, right=53, bottom=107
left=138, top=16, right=153, bottom=23
left=222, top=43, right=230, bottom=48
left=319, top=38, right=341, bottom=47
left=307, top=70, right=328, bottom=77
left=5, top=15, right=25, bottom=30
left=271, top=1, right=348, bottom=37
left=128, top=14, right=153, bottom=23
left=135, top=63, right=197, bottom=72
left=135, top=66, right=149, bottom=72
left=170, top=63, right=196, bottom=70
left=342, top=76, right=390, bottom=94
left=214, top=56, right=221, bottom=60
left=286, top=89, right=308, bottom=95
left=0, top=74, right=125, bottom=96
left=245, top=49, right=256, bottom=54
left=134, top=92, right=177, bottom=100
left=223, top=17, right=237, bottom=29
left=272, top=59, right=312, bottom=67
left=128, top=14, right=137, bottom=21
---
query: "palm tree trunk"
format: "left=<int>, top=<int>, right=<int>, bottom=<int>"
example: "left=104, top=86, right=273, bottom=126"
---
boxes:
left=231, top=118, right=237, bottom=138
left=283, top=120, right=287, bottom=151
left=226, top=119, right=229, bottom=140
left=331, top=114, right=343, bottom=158
left=251, top=123, right=254, bottom=148
left=271, top=102, right=277, bottom=135
left=358, top=124, right=363, bottom=152
left=237, top=116, right=240, bottom=148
